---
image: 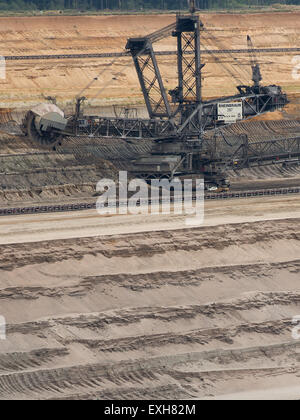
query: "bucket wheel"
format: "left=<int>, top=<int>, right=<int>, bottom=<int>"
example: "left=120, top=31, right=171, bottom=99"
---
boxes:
left=22, top=111, right=62, bottom=146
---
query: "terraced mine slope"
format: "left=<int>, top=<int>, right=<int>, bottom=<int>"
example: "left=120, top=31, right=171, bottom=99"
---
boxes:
left=0, top=11, right=300, bottom=401
left=0, top=208, right=300, bottom=400
left=0, top=12, right=299, bottom=107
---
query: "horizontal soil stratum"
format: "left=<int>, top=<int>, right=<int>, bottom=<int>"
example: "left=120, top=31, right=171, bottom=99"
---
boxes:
left=0, top=12, right=299, bottom=107
left=0, top=11, right=300, bottom=400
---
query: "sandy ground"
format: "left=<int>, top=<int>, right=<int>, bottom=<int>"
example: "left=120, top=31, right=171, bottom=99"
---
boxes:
left=0, top=195, right=300, bottom=400
left=1, top=195, right=300, bottom=244
left=0, top=12, right=299, bottom=108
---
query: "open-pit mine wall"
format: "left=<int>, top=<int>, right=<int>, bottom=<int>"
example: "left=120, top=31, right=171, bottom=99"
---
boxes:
left=0, top=12, right=299, bottom=109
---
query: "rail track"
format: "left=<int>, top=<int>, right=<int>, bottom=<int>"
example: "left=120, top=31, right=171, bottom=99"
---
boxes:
left=4, top=47, right=300, bottom=61
left=1, top=186, right=299, bottom=217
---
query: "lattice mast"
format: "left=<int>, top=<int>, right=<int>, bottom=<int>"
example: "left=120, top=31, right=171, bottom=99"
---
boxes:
left=170, top=13, right=205, bottom=132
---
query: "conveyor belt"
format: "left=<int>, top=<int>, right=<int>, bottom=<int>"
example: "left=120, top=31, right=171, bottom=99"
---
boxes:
left=4, top=47, right=300, bottom=61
